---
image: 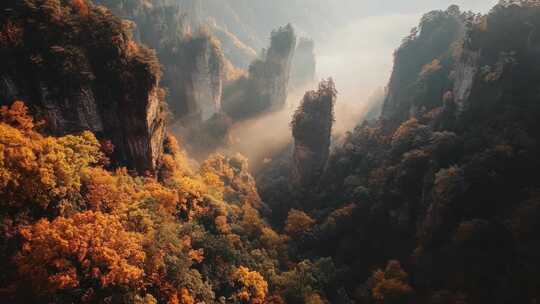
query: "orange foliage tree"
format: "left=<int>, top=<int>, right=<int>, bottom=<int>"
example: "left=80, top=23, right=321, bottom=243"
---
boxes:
left=15, top=211, right=145, bottom=298
left=368, top=260, right=413, bottom=304
left=72, top=0, right=89, bottom=16
left=232, top=266, right=268, bottom=303
left=284, top=209, right=315, bottom=237
left=0, top=102, right=102, bottom=212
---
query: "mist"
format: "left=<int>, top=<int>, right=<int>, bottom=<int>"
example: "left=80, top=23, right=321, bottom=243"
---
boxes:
left=201, top=1, right=499, bottom=172
left=317, top=0, right=498, bottom=105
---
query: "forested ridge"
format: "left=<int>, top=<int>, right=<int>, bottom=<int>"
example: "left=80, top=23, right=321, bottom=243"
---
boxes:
left=2, top=0, right=540, bottom=303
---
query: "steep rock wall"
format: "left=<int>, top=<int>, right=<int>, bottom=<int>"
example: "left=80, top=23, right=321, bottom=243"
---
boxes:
left=95, top=0, right=225, bottom=123
left=381, top=5, right=466, bottom=123
left=256, top=24, right=297, bottom=111
left=453, top=2, right=540, bottom=119
left=291, top=79, right=336, bottom=187
left=0, top=0, right=166, bottom=173
left=223, top=24, right=296, bottom=119
left=160, top=34, right=224, bottom=122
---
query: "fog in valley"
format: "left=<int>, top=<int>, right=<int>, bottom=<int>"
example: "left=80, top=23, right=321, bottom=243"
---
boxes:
left=223, top=0, right=498, bottom=172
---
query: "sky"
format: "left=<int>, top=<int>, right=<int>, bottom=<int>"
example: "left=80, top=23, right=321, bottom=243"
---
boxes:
left=316, top=0, right=499, bottom=104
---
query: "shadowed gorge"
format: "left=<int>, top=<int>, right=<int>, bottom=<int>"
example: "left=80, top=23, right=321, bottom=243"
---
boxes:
left=3, top=0, right=540, bottom=304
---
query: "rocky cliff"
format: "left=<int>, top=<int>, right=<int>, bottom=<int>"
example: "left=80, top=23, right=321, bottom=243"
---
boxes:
left=94, top=0, right=225, bottom=123
left=381, top=5, right=466, bottom=123
left=0, top=0, right=166, bottom=173
left=223, top=24, right=296, bottom=119
left=382, top=2, right=540, bottom=126
left=269, top=2, right=540, bottom=302
left=452, top=1, right=540, bottom=119
left=291, top=79, right=336, bottom=187
left=160, top=31, right=224, bottom=122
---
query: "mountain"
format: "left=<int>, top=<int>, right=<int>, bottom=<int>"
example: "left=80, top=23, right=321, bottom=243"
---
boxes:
left=0, top=0, right=166, bottom=173
left=222, top=24, right=297, bottom=119
left=291, top=79, right=336, bottom=188
left=257, top=2, right=540, bottom=303
left=93, top=0, right=226, bottom=123
left=4, top=1, right=540, bottom=304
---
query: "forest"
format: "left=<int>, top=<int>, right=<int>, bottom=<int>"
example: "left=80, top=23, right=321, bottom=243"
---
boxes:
left=1, top=0, right=540, bottom=303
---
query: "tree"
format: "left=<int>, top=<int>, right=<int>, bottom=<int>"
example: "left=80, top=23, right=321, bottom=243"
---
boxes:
left=15, top=211, right=145, bottom=299
left=0, top=102, right=102, bottom=213
left=72, top=0, right=89, bottom=16
left=367, top=260, right=413, bottom=304
left=0, top=101, right=36, bottom=132
left=232, top=266, right=268, bottom=303
left=284, top=209, right=315, bottom=237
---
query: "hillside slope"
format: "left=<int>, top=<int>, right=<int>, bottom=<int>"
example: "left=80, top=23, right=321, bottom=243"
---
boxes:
left=0, top=0, right=166, bottom=172
left=259, top=3, right=540, bottom=303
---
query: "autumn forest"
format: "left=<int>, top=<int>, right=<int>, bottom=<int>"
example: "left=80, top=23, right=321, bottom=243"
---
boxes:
left=1, top=0, right=540, bottom=303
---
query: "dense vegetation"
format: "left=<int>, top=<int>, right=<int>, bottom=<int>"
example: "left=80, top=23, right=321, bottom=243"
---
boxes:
left=0, top=101, right=289, bottom=303
left=260, top=2, right=540, bottom=303
left=0, top=0, right=166, bottom=172
left=3, top=1, right=540, bottom=304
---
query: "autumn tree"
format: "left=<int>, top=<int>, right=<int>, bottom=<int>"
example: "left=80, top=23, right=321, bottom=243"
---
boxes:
left=0, top=101, right=37, bottom=132
left=232, top=266, right=268, bottom=303
left=72, top=0, right=90, bottom=16
left=0, top=102, right=102, bottom=214
left=284, top=209, right=315, bottom=237
left=15, top=211, right=145, bottom=300
left=367, top=260, right=413, bottom=304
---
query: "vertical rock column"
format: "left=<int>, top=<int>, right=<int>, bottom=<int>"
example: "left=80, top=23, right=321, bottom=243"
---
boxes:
left=291, top=79, right=337, bottom=187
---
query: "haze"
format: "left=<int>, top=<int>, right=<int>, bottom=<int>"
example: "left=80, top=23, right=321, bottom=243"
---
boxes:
left=316, top=0, right=498, bottom=104
left=224, top=0, right=498, bottom=171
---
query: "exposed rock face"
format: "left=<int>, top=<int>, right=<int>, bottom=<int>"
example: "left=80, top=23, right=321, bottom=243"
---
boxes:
left=0, top=0, right=166, bottom=173
left=381, top=3, right=540, bottom=126
left=291, top=79, right=336, bottom=187
left=452, top=49, right=480, bottom=113
left=193, top=40, right=223, bottom=121
left=291, top=38, right=316, bottom=89
left=452, top=2, right=540, bottom=118
left=95, top=0, right=225, bottom=123
left=381, top=5, right=466, bottom=123
left=223, top=24, right=297, bottom=119
left=161, top=34, right=224, bottom=122
left=255, top=24, right=297, bottom=111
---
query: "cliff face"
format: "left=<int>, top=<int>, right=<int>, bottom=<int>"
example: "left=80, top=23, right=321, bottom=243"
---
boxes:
left=95, top=0, right=225, bottom=123
left=291, top=38, right=317, bottom=89
left=382, top=2, right=540, bottom=124
left=453, top=2, right=540, bottom=118
left=223, top=24, right=296, bottom=119
left=0, top=0, right=166, bottom=173
left=159, top=32, right=224, bottom=122
left=381, top=5, right=466, bottom=123
left=255, top=24, right=296, bottom=111
left=268, top=3, right=540, bottom=302
left=291, top=79, right=336, bottom=187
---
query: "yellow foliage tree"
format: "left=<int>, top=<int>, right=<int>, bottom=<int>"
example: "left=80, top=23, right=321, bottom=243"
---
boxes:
left=15, top=211, right=145, bottom=298
left=232, top=266, right=268, bottom=303
left=0, top=102, right=102, bottom=212
left=284, top=209, right=315, bottom=237
left=368, top=260, right=413, bottom=304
